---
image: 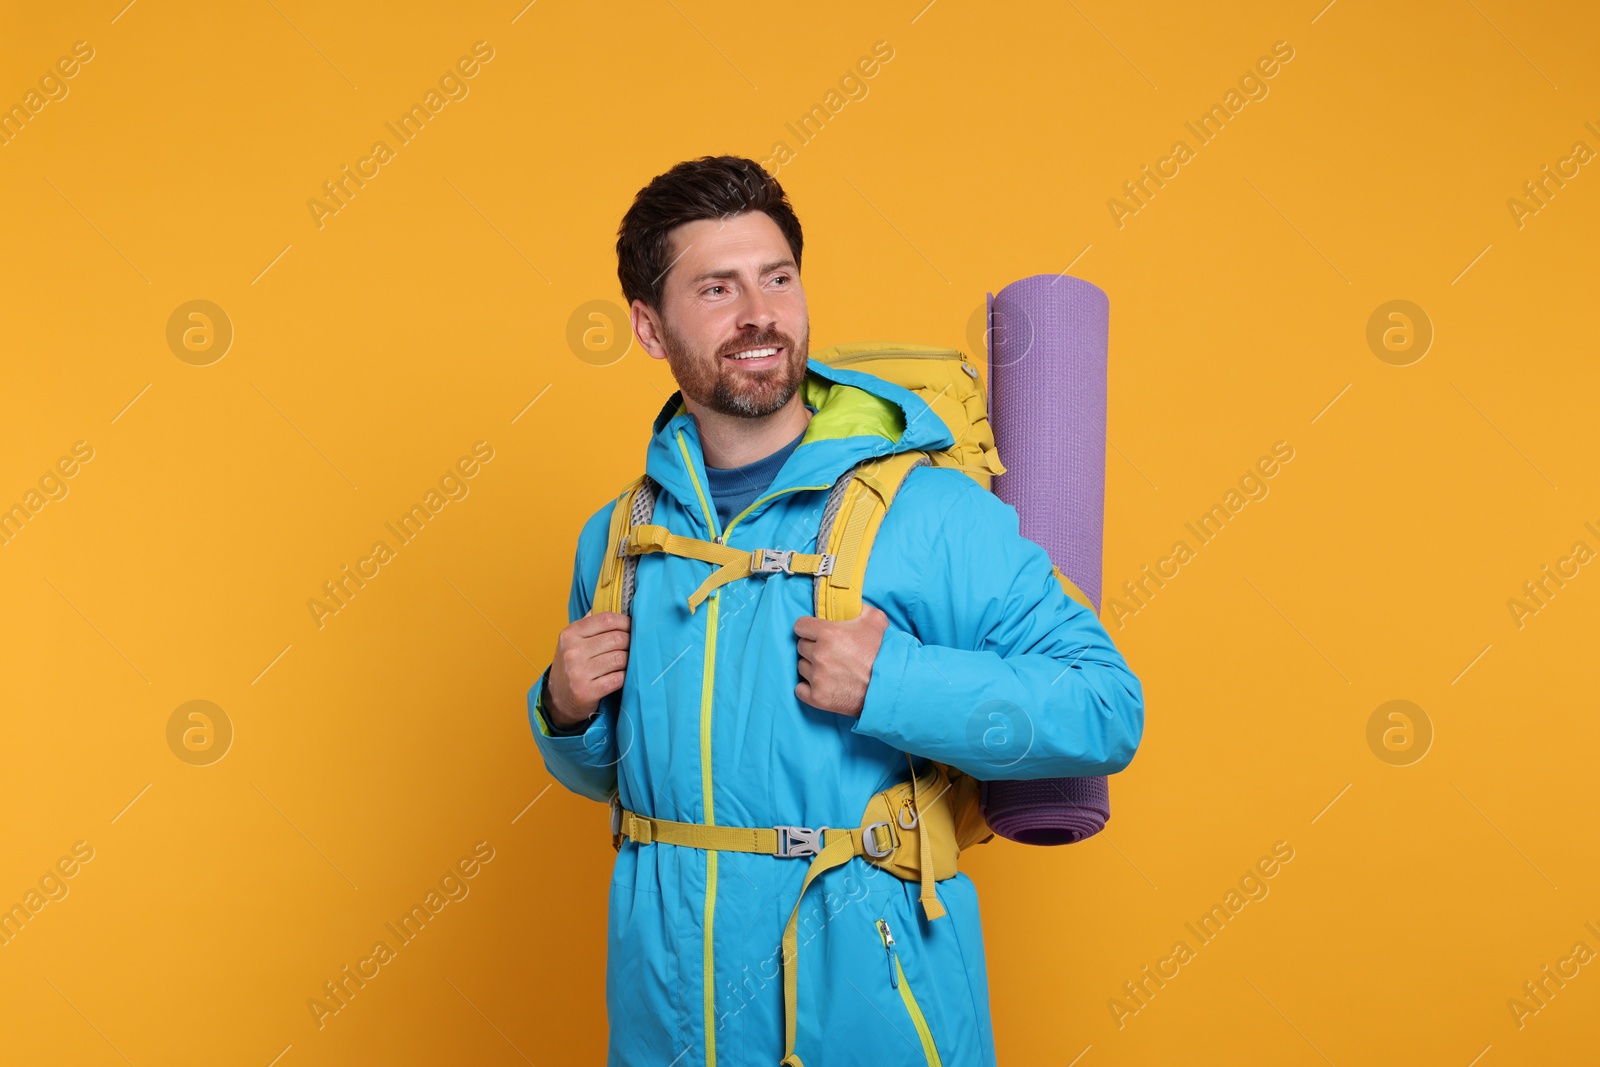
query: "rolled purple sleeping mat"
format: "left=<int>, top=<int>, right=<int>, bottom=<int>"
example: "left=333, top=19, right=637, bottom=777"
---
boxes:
left=981, top=274, right=1112, bottom=846
left=979, top=776, right=1110, bottom=846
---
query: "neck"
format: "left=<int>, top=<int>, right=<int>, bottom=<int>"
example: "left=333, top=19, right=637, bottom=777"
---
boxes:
left=687, top=391, right=813, bottom=468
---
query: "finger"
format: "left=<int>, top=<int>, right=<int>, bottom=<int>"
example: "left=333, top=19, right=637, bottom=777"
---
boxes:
left=586, top=628, right=632, bottom=654
left=569, top=651, right=627, bottom=690
left=595, top=613, right=633, bottom=636
left=579, top=611, right=632, bottom=634
left=793, top=615, right=824, bottom=639
left=566, top=628, right=630, bottom=667
left=592, top=670, right=627, bottom=696
left=794, top=636, right=816, bottom=657
left=583, top=649, right=627, bottom=675
left=795, top=681, right=811, bottom=704
left=573, top=636, right=629, bottom=666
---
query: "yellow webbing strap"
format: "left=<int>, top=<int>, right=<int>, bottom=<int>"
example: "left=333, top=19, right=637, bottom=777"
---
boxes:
left=777, top=830, right=861, bottom=1067
left=623, top=523, right=833, bottom=614
left=613, top=803, right=893, bottom=859
left=614, top=804, right=897, bottom=1067
left=815, top=451, right=927, bottom=621
left=615, top=807, right=779, bottom=852
left=906, top=755, right=946, bottom=921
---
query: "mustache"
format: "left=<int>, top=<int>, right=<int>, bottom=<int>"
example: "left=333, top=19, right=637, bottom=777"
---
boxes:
left=719, top=332, right=792, bottom=357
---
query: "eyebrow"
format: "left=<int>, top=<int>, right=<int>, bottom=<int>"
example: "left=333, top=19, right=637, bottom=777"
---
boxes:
left=685, top=259, right=797, bottom=287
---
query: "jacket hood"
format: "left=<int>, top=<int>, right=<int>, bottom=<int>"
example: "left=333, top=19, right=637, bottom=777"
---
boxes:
left=643, top=355, right=956, bottom=538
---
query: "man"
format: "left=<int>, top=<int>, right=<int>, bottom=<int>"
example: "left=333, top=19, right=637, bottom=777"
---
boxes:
left=528, top=155, right=1144, bottom=1066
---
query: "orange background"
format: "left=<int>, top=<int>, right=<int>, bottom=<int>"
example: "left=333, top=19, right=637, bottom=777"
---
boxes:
left=2, top=1, right=1596, bottom=1064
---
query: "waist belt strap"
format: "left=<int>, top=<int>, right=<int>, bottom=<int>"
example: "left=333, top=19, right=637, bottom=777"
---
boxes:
left=611, top=797, right=898, bottom=1067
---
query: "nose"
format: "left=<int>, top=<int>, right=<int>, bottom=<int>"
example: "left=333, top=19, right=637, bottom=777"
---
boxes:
left=736, top=282, right=779, bottom=335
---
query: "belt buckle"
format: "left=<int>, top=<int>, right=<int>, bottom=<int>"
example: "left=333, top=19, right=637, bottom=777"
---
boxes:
left=774, top=824, right=826, bottom=858
left=862, top=820, right=895, bottom=858
left=752, top=548, right=795, bottom=574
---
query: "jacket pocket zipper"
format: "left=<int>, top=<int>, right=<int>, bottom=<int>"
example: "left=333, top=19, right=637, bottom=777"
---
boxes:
left=875, top=918, right=943, bottom=1066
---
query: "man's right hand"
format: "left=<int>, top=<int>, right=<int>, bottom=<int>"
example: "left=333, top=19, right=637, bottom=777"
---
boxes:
left=544, top=611, right=631, bottom=727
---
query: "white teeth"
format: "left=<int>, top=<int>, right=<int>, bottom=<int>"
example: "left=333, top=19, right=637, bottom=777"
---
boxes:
left=728, top=347, right=778, bottom=360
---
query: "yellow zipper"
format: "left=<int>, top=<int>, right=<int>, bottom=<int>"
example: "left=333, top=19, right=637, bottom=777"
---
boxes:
left=673, top=428, right=830, bottom=1067
left=875, top=918, right=943, bottom=1066
left=674, top=431, right=722, bottom=1065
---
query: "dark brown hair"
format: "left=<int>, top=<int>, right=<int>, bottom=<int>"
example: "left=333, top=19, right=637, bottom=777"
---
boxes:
left=616, top=155, right=804, bottom=313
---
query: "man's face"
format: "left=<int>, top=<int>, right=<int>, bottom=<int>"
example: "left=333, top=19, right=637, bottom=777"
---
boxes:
left=638, top=211, right=809, bottom=419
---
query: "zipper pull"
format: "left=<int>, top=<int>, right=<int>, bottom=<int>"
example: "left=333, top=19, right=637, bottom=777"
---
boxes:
left=877, top=919, right=899, bottom=989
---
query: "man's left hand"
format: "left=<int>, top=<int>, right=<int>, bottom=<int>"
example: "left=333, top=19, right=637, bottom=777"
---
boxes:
left=794, top=604, right=890, bottom=717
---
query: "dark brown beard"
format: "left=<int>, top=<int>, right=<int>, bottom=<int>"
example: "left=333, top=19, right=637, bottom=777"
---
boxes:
left=661, top=318, right=809, bottom=418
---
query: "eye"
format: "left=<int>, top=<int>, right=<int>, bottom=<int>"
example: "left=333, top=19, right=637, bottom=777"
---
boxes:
left=771, top=274, right=789, bottom=286
left=704, top=285, right=726, bottom=296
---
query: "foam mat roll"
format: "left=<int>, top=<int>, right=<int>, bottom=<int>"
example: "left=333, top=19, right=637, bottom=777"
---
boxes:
left=982, top=274, right=1112, bottom=846
left=988, top=275, right=1109, bottom=610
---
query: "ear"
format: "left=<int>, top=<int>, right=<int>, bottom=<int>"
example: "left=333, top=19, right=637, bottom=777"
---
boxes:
left=631, top=300, right=668, bottom=361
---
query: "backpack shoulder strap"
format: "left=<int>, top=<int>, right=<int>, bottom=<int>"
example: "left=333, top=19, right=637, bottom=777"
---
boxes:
left=592, top=474, right=658, bottom=616
left=813, top=450, right=931, bottom=620
left=814, top=451, right=1005, bottom=900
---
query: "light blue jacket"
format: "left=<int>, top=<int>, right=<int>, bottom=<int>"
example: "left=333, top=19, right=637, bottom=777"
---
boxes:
left=529, top=356, right=1144, bottom=1066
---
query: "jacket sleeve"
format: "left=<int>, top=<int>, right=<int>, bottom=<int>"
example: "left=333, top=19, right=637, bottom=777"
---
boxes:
left=851, top=467, right=1144, bottom=780
left=526, top=500, right=622, bottom=803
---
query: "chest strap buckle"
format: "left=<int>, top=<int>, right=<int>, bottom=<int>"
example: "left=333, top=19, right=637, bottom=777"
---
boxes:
left=753, top=548, right=796, bottom=574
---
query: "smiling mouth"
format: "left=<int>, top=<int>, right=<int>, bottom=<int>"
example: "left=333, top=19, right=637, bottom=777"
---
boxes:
left=724, top=345, right=783, bottom=363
